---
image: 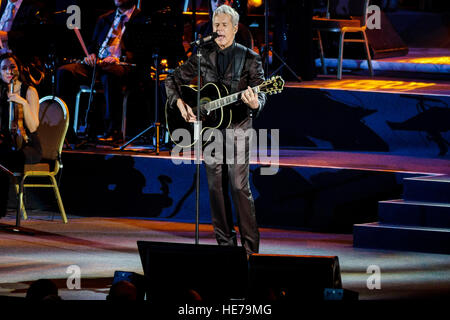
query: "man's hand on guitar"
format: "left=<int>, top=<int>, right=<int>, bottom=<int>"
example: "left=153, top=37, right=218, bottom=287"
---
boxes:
left=241, top=86, right=259, bottom=110
left=177, top=99, right=197, bottom=123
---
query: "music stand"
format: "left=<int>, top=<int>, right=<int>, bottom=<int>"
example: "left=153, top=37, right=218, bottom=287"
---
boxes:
left=0, top=164, right=34, bottom=235
left=262, top=0, right=302, bottom=81
left=118, top=8, right=185, bottom=153
left=119, top=50, right=167, bottom=153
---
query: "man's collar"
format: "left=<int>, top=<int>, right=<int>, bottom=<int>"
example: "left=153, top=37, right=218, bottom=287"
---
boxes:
left=217, top=41, right=236, bottom=53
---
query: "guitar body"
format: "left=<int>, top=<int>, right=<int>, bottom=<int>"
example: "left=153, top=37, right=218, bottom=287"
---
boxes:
left=165, top=83, right=231, bottom=148
left=165, top=75, right=285, bottom=148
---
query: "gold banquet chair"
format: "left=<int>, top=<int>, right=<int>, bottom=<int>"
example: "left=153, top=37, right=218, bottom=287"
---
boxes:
left=313, top=0, right=374, bottom=79
left=15, top=96, right=69, bottom=223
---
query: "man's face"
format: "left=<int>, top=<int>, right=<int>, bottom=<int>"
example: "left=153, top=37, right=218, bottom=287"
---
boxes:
left=213, top=13, right=237, bottom=50
left=114, top=0, right=134, bottom=10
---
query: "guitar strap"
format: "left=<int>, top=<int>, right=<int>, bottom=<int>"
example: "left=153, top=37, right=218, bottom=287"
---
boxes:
left=230, top=43, right=248, bottom=94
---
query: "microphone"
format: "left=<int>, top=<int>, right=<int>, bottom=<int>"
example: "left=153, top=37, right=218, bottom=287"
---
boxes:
left=190, top=32, right=219, bottom=47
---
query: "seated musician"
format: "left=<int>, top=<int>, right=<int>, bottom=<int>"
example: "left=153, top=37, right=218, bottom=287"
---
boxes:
left=0, top=53, right=41, bottom=218
left=0, top=0, right=40, bottom=56
left=0, top=0, right=43, bottom=86
left=56, top=0, right=145, bottom=144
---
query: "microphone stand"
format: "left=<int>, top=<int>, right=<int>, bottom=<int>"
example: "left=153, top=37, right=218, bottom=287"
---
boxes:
left=264, top=0, right=269, bottom=77
left=188, top=33, right=218, bottom=245
left=263, top=0, right=301, bottom=81
left=119, top=51, right=168, bottom=153
left=81, top=56, right=99, bottom=140
left=190, top=35, right=217, bottom=244
left=80, top=44, right=102, bottom=140
left=194, top=44, right=202, bottom=245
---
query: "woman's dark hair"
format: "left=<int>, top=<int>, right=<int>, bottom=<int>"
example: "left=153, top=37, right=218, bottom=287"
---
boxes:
left=0, top=53, right=32, bottom=87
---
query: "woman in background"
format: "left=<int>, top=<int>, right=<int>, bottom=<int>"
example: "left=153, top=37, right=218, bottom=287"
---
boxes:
left=0, top=53, right=41, bottom=218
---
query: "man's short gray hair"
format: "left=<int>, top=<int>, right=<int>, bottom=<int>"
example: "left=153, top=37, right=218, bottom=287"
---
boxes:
left=213, top=5, right=239, bottom=26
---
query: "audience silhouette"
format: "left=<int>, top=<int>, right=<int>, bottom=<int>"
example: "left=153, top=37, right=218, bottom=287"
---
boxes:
left=25, top=279, right=61, bottom=301
left=107, top=280, right=138, bottom=301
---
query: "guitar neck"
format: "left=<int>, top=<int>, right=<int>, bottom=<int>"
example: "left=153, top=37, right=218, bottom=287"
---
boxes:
left=204, top=86, right=261, bottom=113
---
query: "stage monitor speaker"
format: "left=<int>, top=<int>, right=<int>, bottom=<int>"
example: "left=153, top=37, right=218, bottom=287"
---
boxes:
left=137, top=241, right=248, bottom=302
left=248, top=254, right=342, bottom=302
left=366, top=11, right=409, bottom=59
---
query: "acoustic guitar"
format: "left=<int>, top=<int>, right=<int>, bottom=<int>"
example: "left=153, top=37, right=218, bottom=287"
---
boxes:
left=165, top=75, right=285, bottom=148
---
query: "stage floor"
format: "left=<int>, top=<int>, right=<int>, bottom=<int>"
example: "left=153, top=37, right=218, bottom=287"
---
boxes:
left=64, top=147, right=450, bottom=176
left=1, top=146, right=449, bottom=301
left=1, top=215, right=449, bottom=301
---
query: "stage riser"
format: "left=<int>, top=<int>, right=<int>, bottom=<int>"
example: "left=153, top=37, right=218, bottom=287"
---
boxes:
left=316, top=58, right=450, bottom=74
left=255, top=87, right=450, bottom=157
left=12, top=153, right=412, bottom=233
left=354, top=174, right=450, bottom=254
left=378, top=200, right=450, bottom=228
left=353, top=223, right=450, bottom=254
left=403, top=176, right=450, bottom=203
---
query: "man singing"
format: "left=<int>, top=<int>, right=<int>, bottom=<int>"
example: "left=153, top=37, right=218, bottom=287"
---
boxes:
left=165, top=5, right=266, bottom=255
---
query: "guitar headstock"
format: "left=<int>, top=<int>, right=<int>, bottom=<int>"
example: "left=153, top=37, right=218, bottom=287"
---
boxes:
left=260, top=75, right=285, bottom=95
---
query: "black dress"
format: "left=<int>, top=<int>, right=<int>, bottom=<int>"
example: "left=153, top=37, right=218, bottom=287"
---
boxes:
left=0, top=82, right=41, bottom=217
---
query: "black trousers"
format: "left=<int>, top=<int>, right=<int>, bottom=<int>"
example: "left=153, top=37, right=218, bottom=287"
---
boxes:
left=204, top=118, right=259, bottom=254
left=56, top=63, right=128, bottom=136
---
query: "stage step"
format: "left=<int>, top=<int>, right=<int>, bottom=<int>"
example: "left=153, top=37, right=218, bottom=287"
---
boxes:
left=403, top=175, right=450, bottom=203
left=353, top=222, right=450, bottom=254
left=354, top=174, right=450, bottom=254
left=378, top=199, right=450, bottom=228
